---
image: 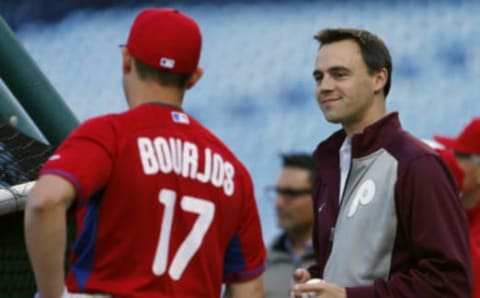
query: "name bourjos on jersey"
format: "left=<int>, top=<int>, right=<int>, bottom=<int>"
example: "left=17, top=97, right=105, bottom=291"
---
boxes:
left=137, top=136, right=235, bottom=197
left=136, top=135, right=237, bottom=283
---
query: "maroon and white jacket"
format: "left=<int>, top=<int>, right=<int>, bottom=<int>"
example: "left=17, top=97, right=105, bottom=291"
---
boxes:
left=309, top=113, right=472, bottom=297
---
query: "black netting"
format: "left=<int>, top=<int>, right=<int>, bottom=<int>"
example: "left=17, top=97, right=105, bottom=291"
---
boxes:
left=0, top=122, right=52, bottom=183
left=0, top=121, right=73, bottom=297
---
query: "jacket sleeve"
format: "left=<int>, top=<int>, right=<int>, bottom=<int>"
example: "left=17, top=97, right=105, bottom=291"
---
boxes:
left=307, top=224, right=323, bottom=279
left=346, top=155, right=472, bottom=298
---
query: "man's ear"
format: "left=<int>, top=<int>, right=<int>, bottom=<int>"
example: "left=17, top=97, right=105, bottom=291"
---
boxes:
left=373, top=68, right=388, bottom=94
left=122, top=46, right=133, bottom=74
left=185, top=67, right=204, bottom=90
left=476, top=165, right=480, bottom=185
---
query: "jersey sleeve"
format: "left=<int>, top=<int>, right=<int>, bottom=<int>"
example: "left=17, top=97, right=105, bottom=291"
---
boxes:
left=39, top=116, right=115, bottom=203
left=223, top=171, right=266, bottom=283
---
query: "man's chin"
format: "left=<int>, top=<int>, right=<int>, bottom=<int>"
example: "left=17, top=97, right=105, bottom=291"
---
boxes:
left=277, top=220, right=292, bottom=230
left=322, top=114, right=342, bottom=124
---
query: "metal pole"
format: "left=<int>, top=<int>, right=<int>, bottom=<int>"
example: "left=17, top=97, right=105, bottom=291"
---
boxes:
left=0, top=83, right=46, bottom=143
left=0, top=16, right=79, bottom=146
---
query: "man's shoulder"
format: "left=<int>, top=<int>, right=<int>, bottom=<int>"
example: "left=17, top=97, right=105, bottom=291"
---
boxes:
left=387, top=130, right=438, bottom=165
left=79, top=110, right=124, bottom=127
left=269, top=233, right=289, bottom=251
left=187, top=119, right=252, bottom=176
left=266, top=245, right=292, bottom=267
left=68, top=114, right=118, bottom=139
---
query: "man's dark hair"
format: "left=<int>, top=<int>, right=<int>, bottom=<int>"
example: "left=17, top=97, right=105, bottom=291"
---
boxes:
left=133, top=58, right=191, bottom=88
left=314, top=28, right=392, bottom=97
left=281, top=153, right=316, bottom=186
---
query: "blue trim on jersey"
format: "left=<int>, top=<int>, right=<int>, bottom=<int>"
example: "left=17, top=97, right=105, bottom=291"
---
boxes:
left=238, top=263, right=265, bottom=279
left=223, top=234, right=246, bottom=274
left=71, top=191, right=104, bottom=290
left=223, top=263, right=266, bottom=283
left=223, top=234, right=266, bottom=282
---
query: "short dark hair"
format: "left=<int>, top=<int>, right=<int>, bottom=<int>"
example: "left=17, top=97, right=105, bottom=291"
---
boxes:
left=133, top=58, right=191, bottom=88
left=281, top=153, right=316, bottom=186
left=314, top=28, right=392, bottom=97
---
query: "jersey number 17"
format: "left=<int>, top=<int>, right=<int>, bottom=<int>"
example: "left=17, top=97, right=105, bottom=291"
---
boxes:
left=152, top=189, right=215, bottom=280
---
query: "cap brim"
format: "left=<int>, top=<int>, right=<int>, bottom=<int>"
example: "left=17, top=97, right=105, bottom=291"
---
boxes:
left=433, top=135, right=457, bottom=149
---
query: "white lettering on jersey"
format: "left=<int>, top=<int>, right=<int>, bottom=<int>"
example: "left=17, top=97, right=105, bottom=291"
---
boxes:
left=223, top=161, right=235, bottom=196
left=154, top=137, right=172, bottom=173
left=211, top=153, right=224, bottom=188
left=183, top=141, right=198, bottom=179
left=137, top=137, right=235, bottom=196
left=170, top=138, right=182, bottom=175
left=196, top=148, right=211, bottom=183
left=137, top=138, right=158, bottom=175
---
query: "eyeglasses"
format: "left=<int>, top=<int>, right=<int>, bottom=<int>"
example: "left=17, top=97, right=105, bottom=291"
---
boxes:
left=264, top=186, right=312, bottom=202
left=454, top=151, right=480, bottom=165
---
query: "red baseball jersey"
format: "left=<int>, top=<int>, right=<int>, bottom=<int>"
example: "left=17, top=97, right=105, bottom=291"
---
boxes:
left=40, top=103, right=266, bottom=297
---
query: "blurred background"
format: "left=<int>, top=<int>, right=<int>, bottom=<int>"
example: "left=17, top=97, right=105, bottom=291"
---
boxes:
left=2, top=0, right=479, bottom=246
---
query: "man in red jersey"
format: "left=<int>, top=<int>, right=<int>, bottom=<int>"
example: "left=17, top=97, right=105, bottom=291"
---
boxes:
left=435, top=117, right=480, bottom=298
left=25, top=8, right=265, bottom=297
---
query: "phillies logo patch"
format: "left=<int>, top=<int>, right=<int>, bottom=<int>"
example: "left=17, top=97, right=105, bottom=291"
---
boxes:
left=347, top=179, right=376, bottom=218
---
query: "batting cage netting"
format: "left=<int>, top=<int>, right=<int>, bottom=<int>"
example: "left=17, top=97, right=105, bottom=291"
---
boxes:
left=0, top=120, right=74, bottom=297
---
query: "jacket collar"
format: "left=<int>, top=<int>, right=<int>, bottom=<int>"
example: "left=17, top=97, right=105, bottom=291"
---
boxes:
left=315, top=112, right=402, bottom=160
left=271, top=232, right=314, bottom=257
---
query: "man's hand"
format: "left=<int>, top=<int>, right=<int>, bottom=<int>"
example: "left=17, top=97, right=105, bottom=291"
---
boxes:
left=290, top=269, right=346, bottom=298
left=292, top=268, right=311, bottom=284
left=290, top=268, right=311, bottom=298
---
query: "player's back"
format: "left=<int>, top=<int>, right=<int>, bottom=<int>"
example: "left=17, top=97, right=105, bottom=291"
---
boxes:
left=65, top=104, right=265, bottom=297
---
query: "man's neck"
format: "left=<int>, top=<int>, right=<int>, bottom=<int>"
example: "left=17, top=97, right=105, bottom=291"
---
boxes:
left=128, top=81, right=184, bottom=108
left=343, top=102, right=387, bottom=137
left=463, top=190, right=480, bottom=210
left=287, top=229, right=312, bottom=257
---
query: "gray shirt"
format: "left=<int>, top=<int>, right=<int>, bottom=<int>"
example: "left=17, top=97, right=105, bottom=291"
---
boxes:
left=264, top=233, right=315, bottom=298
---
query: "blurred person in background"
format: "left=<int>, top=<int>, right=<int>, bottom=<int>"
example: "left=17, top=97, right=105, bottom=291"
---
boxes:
left=24, top=8, right=265, bottom=298
left=434, top=117, right=480, bottom=298
left=264, top=153, right=316, bottom=298
left=291, top=28, right=472, bottom=297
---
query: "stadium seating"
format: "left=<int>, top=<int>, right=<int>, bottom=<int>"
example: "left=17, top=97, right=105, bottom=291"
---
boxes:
left=12, top=0, right=480, bottom=243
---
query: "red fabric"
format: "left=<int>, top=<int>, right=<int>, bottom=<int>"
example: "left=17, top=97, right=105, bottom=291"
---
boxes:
left=126, top=8, right=202, bottom=74
left=467, top=204, right=480, bottom=298
left=40, top=104, right=265, bottom=296
left=435, top=148, right=465, bottom=191
left=436, top=147, right=480, bottom=298
left=435, top=117, right=480, bottom=155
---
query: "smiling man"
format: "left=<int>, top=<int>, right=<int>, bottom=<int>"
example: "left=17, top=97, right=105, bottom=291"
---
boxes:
left=291, top=28, right=472, bottom=298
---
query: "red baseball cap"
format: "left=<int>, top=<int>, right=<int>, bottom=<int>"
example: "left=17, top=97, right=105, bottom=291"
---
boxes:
left=126, top=8, right=202, bottom=74
left=421, top=139, right=464, bottom=190
left=436, top=148, right=465, bottom=191
left=434, top=117, right=480, bottom=155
